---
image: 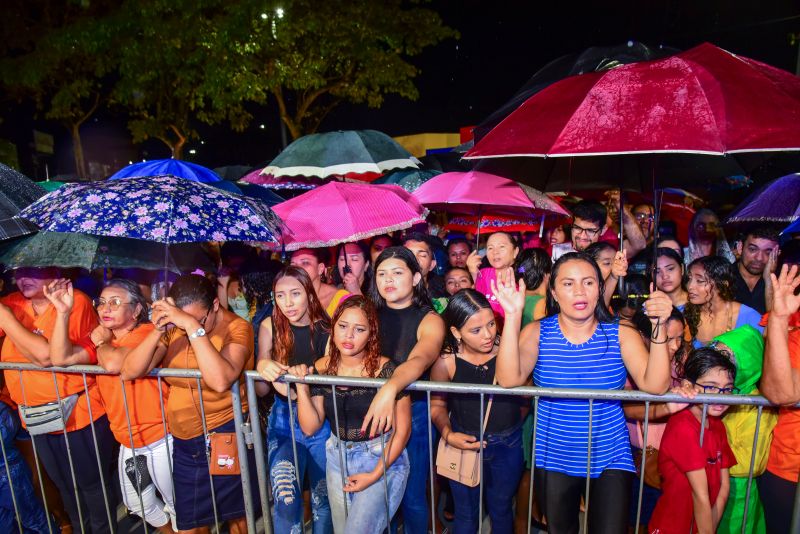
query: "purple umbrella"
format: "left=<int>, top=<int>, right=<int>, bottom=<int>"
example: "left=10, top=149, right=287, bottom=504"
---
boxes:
left=726, top=173, right=800, bottom=224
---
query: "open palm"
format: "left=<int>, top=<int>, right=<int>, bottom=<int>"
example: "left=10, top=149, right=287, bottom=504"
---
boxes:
left=43, top=279, right=74, bottom=314
left=771, top=264, right=800, bottom=318
left=491, top=267, right=526, bottom=315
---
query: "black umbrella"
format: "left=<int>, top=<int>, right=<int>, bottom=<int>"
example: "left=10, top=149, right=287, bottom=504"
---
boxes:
left=418, top=152, right=471, bottom=173
left=213, top=165, right=254, bottom=181
left=0, top=163, right=47, bottom=219
left=473, top=42, right=678, bottom=143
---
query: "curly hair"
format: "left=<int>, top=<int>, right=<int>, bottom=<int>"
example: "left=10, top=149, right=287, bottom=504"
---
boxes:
left=324, top=295, right=382, bottom=378
left=271, top=266, right=330, bottom=366
left=683, top=256, right=736, bottom=337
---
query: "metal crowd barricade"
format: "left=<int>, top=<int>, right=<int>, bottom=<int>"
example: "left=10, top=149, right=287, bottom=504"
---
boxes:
left=0, top=362, right=798, bottom=534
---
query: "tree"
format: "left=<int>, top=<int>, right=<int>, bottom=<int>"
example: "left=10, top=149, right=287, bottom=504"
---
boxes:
left=111, top=0, right=260, bottom=159
left=0, top=1, right=117, bottom=179
left=217, top=0, right=458, bottom=140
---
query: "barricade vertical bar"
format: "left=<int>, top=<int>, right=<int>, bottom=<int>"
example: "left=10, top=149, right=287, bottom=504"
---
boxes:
left=156, top=375, right=176, bottom=508
left=18, top=370, right=54, bottom=534
left=741, top=405, right=763, bottom=533
left=118, top=375, right=148, bottom=534
left=230, top=380, right=257, bottom=534
left=526, top=397, right=538, bottom=534
left=634, top=401, right=651, bottom=533
left=245, top=374, right=272, bottom=533
left=426, top=391, right=436, bottom=534
left=583, top=399, right=593, bottom=534
left=330, top=384, right=349, bottom=519
left=692, top=403, right=709, bottom=534
left=284, top=380, right=303, bottom=529
left=196, top=378, right=220, bottom=533
left=81, top=373, right=113, bottom=531
left=0, top=409, right=24, bottom=534
left=51, top=371, right=85, bottom=534
left=478, top=393, right=485, bottom=534
left=379, top=430, right=391, bottom=532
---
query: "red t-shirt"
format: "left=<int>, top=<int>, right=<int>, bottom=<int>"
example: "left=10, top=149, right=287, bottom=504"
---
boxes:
left=649, top=409, right=736, bottom=534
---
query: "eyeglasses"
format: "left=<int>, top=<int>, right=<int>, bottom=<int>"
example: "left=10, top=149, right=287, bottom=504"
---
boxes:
left=199, top=310, right=210, bottom=327
left=692, top=381, right=740, bottom=395
left=634, top=213, right=655, bottom=222
left=93, top=297, right=132, bottom=311
left=571, top=224, right=601, bottom=237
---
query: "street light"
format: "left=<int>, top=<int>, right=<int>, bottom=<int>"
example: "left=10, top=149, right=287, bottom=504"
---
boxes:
left=276, top=7, right=284, bottom=18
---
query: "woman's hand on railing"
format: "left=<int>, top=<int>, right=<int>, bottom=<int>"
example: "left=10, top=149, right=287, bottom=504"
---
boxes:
left=665, top=383, right=696, bottom=415
left=43, top=278, right=74, bottom=315
left=258, top=359, right=288, bottom=382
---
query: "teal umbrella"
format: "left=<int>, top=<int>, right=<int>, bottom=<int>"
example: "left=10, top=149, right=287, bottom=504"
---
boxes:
left=36, top=180, right=67, bottom=192
left=0, top=232, right=215, bottom=274
left=262, top=129, right=419, bottom=181
left=372, top=168, right=441, bottom=192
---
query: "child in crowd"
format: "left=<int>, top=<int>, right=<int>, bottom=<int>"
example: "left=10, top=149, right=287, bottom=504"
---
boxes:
left=649, top=347, right=737, bottom=534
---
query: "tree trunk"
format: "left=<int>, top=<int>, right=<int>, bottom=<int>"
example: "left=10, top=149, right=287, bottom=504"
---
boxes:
left=172, top=138, right=185, bottom=160
left=70, top=123, right=88, bottom=180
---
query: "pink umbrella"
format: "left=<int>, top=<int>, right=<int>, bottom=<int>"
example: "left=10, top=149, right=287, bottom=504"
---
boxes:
left=272, top=182, right=428, bottom=250
left=412, top=170, right=569, bottom=217
left=240, top=169, right=324, bottom=190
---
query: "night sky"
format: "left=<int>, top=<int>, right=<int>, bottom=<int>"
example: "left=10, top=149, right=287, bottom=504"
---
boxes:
left=6, top=0, right=800, bottom=178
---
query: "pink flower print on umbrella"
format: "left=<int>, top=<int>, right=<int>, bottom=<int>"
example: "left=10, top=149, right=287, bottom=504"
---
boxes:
left=212, top=231, right=226, bottom=241
left=174, top=219, right=188, bottom=230
left=108, top=223, right=126, bottom=236
left=153, top=202, right=170, bottom=212
left=80, top=220, right=98, bottom=231
left=151, top=227, right=168, bottom=240
left=134, top=206, right=148, bottom=217
left=188, top=213, right=201, bottom=224
left=86, top=194, right=103, bottom=205
left=178, top=205, right=190, bottom=214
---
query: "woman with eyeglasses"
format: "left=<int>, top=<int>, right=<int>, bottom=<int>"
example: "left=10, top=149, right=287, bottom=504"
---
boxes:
left=492, top=252, right=674, bottom=533
left=649, top=346, right=737, bottom=534
left=121, top=274, right=258, bottom=533
left=684, top=256, right=764, bottom=348
left=46, top=278, right=177, bottom=532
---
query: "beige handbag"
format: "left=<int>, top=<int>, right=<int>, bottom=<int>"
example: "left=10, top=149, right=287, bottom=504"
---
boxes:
left=436, top=383, right=494, bottom=488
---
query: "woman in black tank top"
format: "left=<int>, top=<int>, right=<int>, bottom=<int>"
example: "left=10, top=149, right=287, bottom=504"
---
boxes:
left=255, top=266, right=333, bottom=533
left=430, top=289, right=526, bottom=534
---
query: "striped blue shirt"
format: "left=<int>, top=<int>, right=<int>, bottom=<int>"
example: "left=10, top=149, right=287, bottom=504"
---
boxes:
left=533, top=315, right=634, bottom=477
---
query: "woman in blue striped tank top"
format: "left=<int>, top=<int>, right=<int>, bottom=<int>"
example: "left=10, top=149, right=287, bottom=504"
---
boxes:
left=492, top=252, right=674, bottom=534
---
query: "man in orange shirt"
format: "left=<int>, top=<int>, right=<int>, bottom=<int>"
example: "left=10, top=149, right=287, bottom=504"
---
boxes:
left=0, top=267, right=116, bottom=534
left=760, top=252, right=800, bottom=534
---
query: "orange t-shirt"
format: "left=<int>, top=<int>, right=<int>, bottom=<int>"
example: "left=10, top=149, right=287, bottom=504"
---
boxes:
left=764, top=311, right=800, bottom=482
left=0, top=291, right=103, bottom=432
left=162, top=309, right=254, bottom=440
left=96, top=323, right=169, bottom=448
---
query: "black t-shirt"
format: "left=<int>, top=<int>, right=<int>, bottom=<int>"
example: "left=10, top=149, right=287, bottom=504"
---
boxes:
left=310, top=361, right=408, bottom=441
left=732, top=265, right=767, bottom=315
left=449, top=355, right=523, bottom=434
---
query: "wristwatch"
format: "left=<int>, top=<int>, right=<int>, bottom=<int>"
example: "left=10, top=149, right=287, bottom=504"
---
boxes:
left=189, top=327, right=206, bottom=340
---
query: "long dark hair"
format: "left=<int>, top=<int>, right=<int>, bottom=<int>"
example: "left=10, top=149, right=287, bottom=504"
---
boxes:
left=324, top=295, right=382, bottom=378
left=271, top=266, right=330, bottom=366
left=684, top=255, right=736, bottom=337
left=514, top=248, right=551, bottom=289
left=682, top=346, right=737, bottom=383
left=104, top=278, right=149, bottom=326
left=546, top=252, right=614, bottom=322
left=442, top=289, right=493, bottom=354
left=369, top=246, right=432, bottom=310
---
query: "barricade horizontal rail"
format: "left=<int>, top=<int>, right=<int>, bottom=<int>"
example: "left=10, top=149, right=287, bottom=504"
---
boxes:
left=0, top=362, right=797, bottom=534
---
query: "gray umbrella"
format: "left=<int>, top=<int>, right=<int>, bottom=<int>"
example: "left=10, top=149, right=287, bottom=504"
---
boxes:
left=0, top=163, right=47, bottom=219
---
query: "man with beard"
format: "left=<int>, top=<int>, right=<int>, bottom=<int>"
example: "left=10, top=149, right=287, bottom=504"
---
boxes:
left=733, top=226, right=780, bottom=314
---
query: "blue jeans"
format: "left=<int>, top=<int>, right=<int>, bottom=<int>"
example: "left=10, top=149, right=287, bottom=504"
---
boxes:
left=268, top=396, right=333, bottom=534
left=326, top=433, right=409, bottom=534
left=449, top=425, right=524, bottom=534
left=393, top=400, right=432, bottom=534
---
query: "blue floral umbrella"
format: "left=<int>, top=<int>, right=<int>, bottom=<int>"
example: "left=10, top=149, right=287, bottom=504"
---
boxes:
left=18, top=175, right=284, bottom=246
left=109, top=159, right=222, bottom=183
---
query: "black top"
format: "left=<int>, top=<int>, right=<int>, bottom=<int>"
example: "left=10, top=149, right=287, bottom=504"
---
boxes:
left=275, top=322, right=329, bottom=400
left=311, top=361, right=408, bottom=441
left=378, top=304, right=431, bottom=365
left=732, top=266, right=767, bottom=315
left=449, top=355, right=523, bottom=434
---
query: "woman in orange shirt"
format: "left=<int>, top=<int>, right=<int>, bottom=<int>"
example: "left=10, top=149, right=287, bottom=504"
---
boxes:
left=46, top=278, right=177, bottom=532
left=121, top=274, right=257, bottom=534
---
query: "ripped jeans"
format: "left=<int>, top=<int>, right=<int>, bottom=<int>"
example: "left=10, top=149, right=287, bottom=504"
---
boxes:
left=268, top=396, right=333, bottom=534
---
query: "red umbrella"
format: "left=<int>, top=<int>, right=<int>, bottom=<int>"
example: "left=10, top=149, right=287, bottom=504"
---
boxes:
left=465, top=43, right=800, bottom=192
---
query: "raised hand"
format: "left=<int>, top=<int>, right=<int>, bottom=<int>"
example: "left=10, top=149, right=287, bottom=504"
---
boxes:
left=643, top=283, right=673, bottom=325
left=764, top=246, right=780, bottom=280
left=770, top=264, right=800, bottom=319
left=342, top=272, right=361, bottom=294
left=466, top=250, right=482, bottom=277
left=43, top=279, right=74, bottom=314
left=491, top=267, right=526, bottom=316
